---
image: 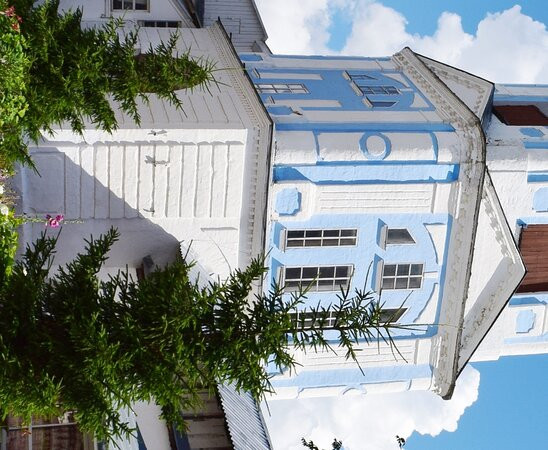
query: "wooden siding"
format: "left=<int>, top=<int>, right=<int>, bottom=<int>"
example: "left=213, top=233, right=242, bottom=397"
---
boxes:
left=202, top=0, right=267, bottom=51
left=493, top=105, right=548, bottom=126
left=518, top=224, right=548, bottom=292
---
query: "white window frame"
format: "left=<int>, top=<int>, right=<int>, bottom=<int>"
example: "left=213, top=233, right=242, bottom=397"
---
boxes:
left=381, top=263, right=424, bottom=290
left=282, top=265, right=354, bottom=292
left=255, top=83, right=308, bottom=94
left=284, top=228, right=358, bottom=250
left=112, top=0, right=149, bottom=11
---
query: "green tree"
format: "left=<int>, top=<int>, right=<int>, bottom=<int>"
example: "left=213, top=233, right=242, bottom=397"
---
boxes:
left=0, top=0, right=214, bottom=170
left=0, top=229, right=404, bottom=443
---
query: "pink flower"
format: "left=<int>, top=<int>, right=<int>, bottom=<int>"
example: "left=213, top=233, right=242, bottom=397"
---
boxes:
left=4, top=6, right=15, bottom=17
left=45, top=214, right=64, bottom=228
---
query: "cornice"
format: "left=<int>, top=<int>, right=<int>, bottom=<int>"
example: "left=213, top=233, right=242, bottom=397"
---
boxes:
left=393, top=47, right=486, bottom=399
left=208, top=23, right=273, bottom=267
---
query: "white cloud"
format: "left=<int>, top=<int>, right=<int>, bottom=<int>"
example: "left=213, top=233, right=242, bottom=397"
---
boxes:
left=262, top=365, right=480, bottom=450
left=255, top=1, right=548, bottom=83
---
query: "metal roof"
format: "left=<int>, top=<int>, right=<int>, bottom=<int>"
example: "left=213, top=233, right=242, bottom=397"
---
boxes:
left=217, top=384, right=273, bottom=450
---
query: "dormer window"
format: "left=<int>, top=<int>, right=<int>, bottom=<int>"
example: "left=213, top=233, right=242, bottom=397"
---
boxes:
left=112, top=0, right=149, bottom=11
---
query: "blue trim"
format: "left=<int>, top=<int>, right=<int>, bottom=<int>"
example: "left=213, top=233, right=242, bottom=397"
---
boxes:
left=521, top=127, right=545, bottom=138
left=273, top=164, right=459, bottom=184
left=359, top=132, right=391, bottom=160
left=267, top=105, right=293, bottom=116
left=269, top=54, right=392, bottom=61
left=518, top=216, right=548, bottom=225
left=527, top=172, right=548, bottom=183
left=510, top=293, right=548, bottom=305
left=275, top=122, right=454, bottom=132
left=524, top=141, right=548, bottom=150
left=270, top=364, right=432, bottom=388
left=498, top=83, right=548, bottom=87
left=533, top=187, right=548, bottom=211
left=240, top=53, right=263, bottom=61
left=494, top=95, right=548, bottom=102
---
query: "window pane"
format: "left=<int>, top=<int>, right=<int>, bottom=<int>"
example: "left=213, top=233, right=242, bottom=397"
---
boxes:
left=319, top=266, right=335, bottom=278
left=304, top=239, right=321, bottom=247
left=395, top=278, right=408, bottom=289
left=336, top=266, right=349, bottom=277
left=285, top=281, right=300, bottom=289
left=112, top=0, right=123, bottom=9
left=383, top=265, right=396, bottom=276
left=340, top=238, right=356, bottom=246
left=123, top=0, right=133, bottom=9
left=288, top=230, right=305, bottom=238
left=323, top=230, right=339, bottom=237
left=382, top=277, right=395, bottom=289
left=370, top=100, right=396, bottom=108
left=396, top=264, right=410, bottom=276
left=305, top=230, right=322, bottom=237
left=323, top=239, right=339, bottom=246
left=386, top=228, right=415, bottom=244
left=341, top=229, right=357, bottom=237
left=335, top=278, right=349, bottom=287
left=410, top=264, right=423, bottom=275
left=286, top=240, right=303, bottom=248
left=302, top=267, right=318, bottom=278
left=285, top=268, right=301, bottom=279
left=409, top=277, right=422, bottom=288
left=318, top=280, right=334, bottom=291
left=135, top=0, right=148, bottom=9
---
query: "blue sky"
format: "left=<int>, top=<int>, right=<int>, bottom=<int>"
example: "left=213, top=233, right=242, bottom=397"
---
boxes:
left=255, top=1, right=548, bottom=449
left=256, top=0, right=548, bottom=83
left=410, top=355, right=548, bottom=450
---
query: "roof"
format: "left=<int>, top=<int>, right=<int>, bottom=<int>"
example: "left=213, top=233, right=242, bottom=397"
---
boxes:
left=217, top=384, right=273, bottom=450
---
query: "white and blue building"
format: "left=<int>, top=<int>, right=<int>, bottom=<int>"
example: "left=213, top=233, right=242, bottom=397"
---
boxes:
left=13, top=0, right=548, bottom=448
left=239, top=49, right=548, bottom=401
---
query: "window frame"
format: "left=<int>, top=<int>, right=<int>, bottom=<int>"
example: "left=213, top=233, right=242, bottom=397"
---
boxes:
left=138, top=20, right=182, bottom=28
left=112, top=0, right=149, bottom=12
left=254, top=83, right=308, bottom=94
left=284, top=228, right=358, bottom=250
left=358, top=85, right=400, bottom=95
left=282, top=265, right=354, bottom=292
left=381, top=262, right=424, bottom=291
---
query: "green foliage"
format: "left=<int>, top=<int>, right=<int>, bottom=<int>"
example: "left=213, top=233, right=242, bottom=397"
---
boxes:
left=0, top=229, right=406, bottom=442
left=0, top=0, right=215, bottom=170
left=0, top=210, right=21, bottom=283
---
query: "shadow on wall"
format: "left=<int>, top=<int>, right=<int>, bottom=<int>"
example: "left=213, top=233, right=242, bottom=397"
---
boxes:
left=14, top=146, right=186, bottom=269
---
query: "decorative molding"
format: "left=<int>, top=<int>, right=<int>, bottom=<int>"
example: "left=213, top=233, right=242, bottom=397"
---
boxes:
left=393, top=47, right=486, bottom=398
left=457, top=171, right=525, bottom=370
left=418, top=57, right=493, bottom=120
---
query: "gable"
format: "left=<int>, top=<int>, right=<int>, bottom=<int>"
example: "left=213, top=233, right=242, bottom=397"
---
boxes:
left=417, top=55, right=494, bottom=124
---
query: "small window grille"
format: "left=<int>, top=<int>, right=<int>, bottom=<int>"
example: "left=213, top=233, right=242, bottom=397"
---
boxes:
left=382, top=263, right=423, bottom=290
left=360, top=85, right=399, bottom=95
left=290, top=307, right=407, bottom=329
left=139, top=20, right=182, bottom=28
left=285, top=229, right=357, bottom=248
left=255, top=83, right=308, bottom=94
left=283, top=265, right=353, bottom=292
left=112, top=0, right=148, bottom=11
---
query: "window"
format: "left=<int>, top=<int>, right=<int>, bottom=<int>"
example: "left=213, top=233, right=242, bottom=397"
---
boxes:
left=386, top=229, right=415, bottom=245
left=112, top=0, right=148, bottom=11
left=367, top=100, right=396, bottom=108
left=283, top=265, right=353, bottom=292
left=290, top=307, right=407, bottom=329
left=347, top=73, right=376, bottom=80
left=285, top=229, right=357, bottom=248
left=255, top=83, right=308, bottom=94
left=359, top=85, right=399, bottom=95
left=493, top=105, right=548, bottom=126
left=378, top=307, right=407, bottom=323
left=139, top=20, right=182, bottom=28
left=381, top=263, right=423, bottom=290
